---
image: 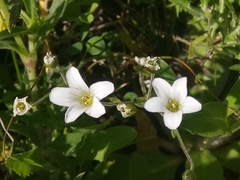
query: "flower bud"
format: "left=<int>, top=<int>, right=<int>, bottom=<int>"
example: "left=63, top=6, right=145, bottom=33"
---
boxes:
left=117, top=103, right=136, bottom=118
left=44, top=52, right=58, bottom=68
left=13, top=97, right=32, bottom=116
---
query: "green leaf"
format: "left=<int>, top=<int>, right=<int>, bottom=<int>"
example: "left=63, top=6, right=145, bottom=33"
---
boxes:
left=181, top=102, right=228, bottom=137
left=212, top=141, right=240, bottom=173
left=225, top=77, right=240, bottom=116
left=86, top=36, right=106, bottom=55
left=38, top=0, right=69, bottom=45
left=79, top=14, right=94, bottom=24
left=8, top=0, right=22, bottom=31
left=229, top=64, right=240, bottom=71
left=66, top=42, right=83, bottom=56
left=123, top=92, right=138, bottom=101
left=6, top=147, right=44, bottom=177
left=118, top=31, right=140, bottom=54
left=169, top=0, right=203, bottom=17
left=47, top=129, right=86, bottom=156
left=73, top=172, right=85, bottom=180
left=190, top=150, right=225, bottom=180
left=0, top=27, right=28, bottom=41
left=0, top=40, right=28, bottom=55
left=155, top=59, right=177, bottom=84
left=78, top=126, right=137, bottom=162
left=80, top=0, right=101, bottom=5
left=82, top=161, right=114, bottom=180
left=130, top=153, right=153, bottom=180
left=103, top=152, right=180, bottom=180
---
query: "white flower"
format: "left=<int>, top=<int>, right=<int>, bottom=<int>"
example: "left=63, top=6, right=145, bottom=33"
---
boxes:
left=144, top=77, right=202, bottom=130
left=13, top=96, right=32, bottom=116
left=49, top=66, right=114, bottom=123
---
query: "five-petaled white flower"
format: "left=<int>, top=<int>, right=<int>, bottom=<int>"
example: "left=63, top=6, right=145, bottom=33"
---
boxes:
left=49, top=66, right=114, bottom=123
left=144, top=77, right=202, bottom=130
left=13, top=96, right=32, bottom=116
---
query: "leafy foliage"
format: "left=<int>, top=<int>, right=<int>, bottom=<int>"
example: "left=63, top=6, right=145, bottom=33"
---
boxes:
left=1, top=0, right=240, bottom=179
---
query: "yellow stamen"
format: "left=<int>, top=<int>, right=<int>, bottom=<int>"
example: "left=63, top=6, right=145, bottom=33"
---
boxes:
left=167, top=99, right=181, bottom=112
left=16, top=102, right=26, bottom=111
left=80, top=94, right=93, bottom=106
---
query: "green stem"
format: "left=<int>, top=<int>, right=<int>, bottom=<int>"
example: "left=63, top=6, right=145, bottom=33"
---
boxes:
left=21, top=55, right=38, bottom=100
left=139, top=72, right=147, bottom=96
left=102, top=99, right=145, bottom=106
left=14, top=36, right=29, bottom=55
left=12, top=50, right=23, bottom=88
left=173, top=129, right=194, bottom=171
left=56, top=65, right=68, bottom=85
left=146, top=73, right=155, bottom=100
left=32, top=93, right=49, bottom=106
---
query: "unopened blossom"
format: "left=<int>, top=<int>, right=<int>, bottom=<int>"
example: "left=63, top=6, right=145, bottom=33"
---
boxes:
left=135, top=56, right=160, bottom=71
left=44, top=52, right=58, bottom=68
left=13, top=97, right=32, bottom=116
left=117, top=103, right=132, bottom=118
left=49, top=66, right=114, bottom=123
left=144, top=77, right=202, bottom=130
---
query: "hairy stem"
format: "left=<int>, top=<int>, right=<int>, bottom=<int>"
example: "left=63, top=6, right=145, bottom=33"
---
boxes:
left=173, top=129, right=194, bottom=171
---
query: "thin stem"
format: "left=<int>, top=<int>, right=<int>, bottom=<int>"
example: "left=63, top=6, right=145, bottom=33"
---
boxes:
left=139, top=72, right=147, bottom=96
left=1, top=116, right=14, bottom=160
left=146, top=73, right=155, bottom=100
left=32, top=93, right=49, bottom=106
left=11, top=51, right=23, bottom=88
left=56, top=65, right=68, bottom=85
left=101, top=99, right=145, bottom=107
left=173, top=129, right=194, bottom=171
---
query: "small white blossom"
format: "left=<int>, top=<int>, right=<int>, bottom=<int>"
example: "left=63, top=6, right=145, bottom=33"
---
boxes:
left=135, top=56, right=160, bottom=71
left=117, top=103, right=132, bottom=118
left=144, top=77, right=202, bottom=130
left=13, top=97, right=32, bottom=116
left=49, top=67, right=114, bottom=123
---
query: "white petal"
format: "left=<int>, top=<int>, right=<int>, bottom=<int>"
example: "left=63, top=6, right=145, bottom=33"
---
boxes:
left=90, top=81, right=114, bottom=100
left=182, top=96, right=202, bottom=114
left=49, top=87, right=80, bottom=107
left=163, top=111, right=183, bottom=130
left=66, top=67, right=89, bottom=93
left=172, top=77, right=187, bottom=102
left=152, top=78, right=172, bottom=102
left=65, top=102, right=87, bottom=123
left=85, top=97, right=106, bottom=118
left=144, top=97, right=168, bottom=112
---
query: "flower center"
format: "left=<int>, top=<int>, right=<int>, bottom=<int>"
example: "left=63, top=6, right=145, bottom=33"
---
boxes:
left=80, top=94, right=93, bottom=106
left=16, top=102, right=26, bottom=111
left=166, top=99, right=181, bottom=112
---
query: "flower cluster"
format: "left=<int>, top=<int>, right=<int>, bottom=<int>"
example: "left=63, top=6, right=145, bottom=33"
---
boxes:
left=46, top=65, right=201, bottom=130
left=135, top=56, right=160, bottom=71
left=13, top=64, right=202, bottom=131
